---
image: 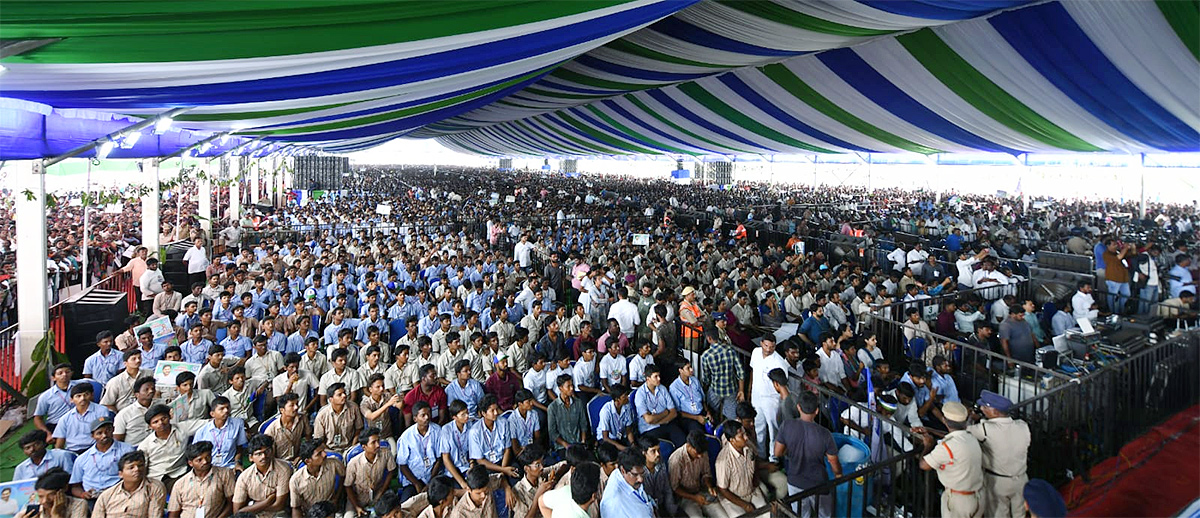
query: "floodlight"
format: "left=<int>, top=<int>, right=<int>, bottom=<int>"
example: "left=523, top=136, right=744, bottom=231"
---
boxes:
left=96, top=139, right=116, bottom=159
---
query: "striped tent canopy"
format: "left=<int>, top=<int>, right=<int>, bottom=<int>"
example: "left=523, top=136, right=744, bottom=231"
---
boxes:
left=1, top=0, right=1196, bottom=158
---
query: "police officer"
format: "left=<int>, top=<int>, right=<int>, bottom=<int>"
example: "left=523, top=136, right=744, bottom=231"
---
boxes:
left=1023, top=479, right=1068, bottom=518
left=920, top=401, right=983, bottom=518
left=969, top=390, right=1030, bottom=518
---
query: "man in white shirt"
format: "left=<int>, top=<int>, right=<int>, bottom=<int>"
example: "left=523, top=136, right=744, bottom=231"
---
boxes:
left=138, top=258, right=165, bottom=316
left=888, top=244, right=907, bottom=273
left=748, top=337, right=788, bottom=459
left=955, top=249, right=989, bottom=290
left=607, top=287, right=641, bottom=339
left=183, top=238, right=211, bottom=290
left=514, top=235, right=535, bottom=270
left=1071, top=282, right=1099, bottom=322
left=906, top=244, right=929, bottom=277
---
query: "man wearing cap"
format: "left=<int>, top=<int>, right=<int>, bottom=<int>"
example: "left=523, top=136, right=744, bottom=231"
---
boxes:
left=919, top=401, right=983, bottom=518
left=1023, top=479, right=1067, bottom=518
left=968, top=391, right=1030, bottom=518
left=69, top=417, right=135, bottom=502
left=679, top=286, right=703, bottom=353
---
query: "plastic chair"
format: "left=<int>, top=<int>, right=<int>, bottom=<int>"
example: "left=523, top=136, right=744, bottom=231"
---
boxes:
left=88, top=380, right=104, bottom=403
left=907, top=337, right=928, bottom=360
left=215, top=327, right=228, bottom=343
left=258, top=414, right=278, bottom=434
left=587, top=395, right=611, bottom=439
left=296, top=450, right=344, bottom=469
left=658, top=439, right=675, bottom=464
left=706, top=435, right=723, bottom=475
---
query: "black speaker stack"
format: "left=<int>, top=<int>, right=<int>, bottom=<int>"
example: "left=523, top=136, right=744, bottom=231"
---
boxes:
left=63, top=289, right=130, bottom=374
left=160, top=240, right=192, bottom=290
left=294, top=156, right=348, bottom=190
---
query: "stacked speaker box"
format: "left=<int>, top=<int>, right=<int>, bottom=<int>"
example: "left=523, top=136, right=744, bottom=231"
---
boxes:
left=707, top=161, right=733, bottom=184
left=562, top=159, right=577, bottom=174
left=294, top=157, right=348, bottom=191
left=161, top=240, right=192, bottom=290
left=63, top=289, right=130, bottom=374
left=498, top=158, right=513, bottom=170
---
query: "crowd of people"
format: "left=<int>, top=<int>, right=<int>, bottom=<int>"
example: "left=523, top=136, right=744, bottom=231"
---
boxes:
left=6, top=164, right=1196, bottom=518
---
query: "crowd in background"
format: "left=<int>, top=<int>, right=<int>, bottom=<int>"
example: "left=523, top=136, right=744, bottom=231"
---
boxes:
left=4, top=164, right=1196, bottom=518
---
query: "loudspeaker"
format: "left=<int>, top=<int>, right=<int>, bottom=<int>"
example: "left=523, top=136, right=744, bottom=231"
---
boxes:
left=161, top=241, right=192, bottom=290
left=63, top=289, right=130, bottom=374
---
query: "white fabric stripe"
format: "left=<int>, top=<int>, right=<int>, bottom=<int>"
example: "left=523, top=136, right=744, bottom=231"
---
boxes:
left=854, top=38, right=1049, bottom=151
left=608, top=96, right=743, bottom=154
left=785, top=0, right=965, bottom=31
left=732, top=67, right=907, bottom=153
left=652, top=87, right=792, bottom=153
left=551, top=108, right=663, bottom=152
left=520, top=116, right=615, bottom=154
left=558, top=61, right=672, bottom=86
left=589, top=102, right=716, bottom=154
left=0, top=0, right=666, bottom=89
left=936, top=19, right=1146, bottom=152
left=691, top=75, right=855, bottom=152
left=781, top=57, right=965, bottom=151
left=626, top=89, right=766, bottom=153
left=586, top=46, right=725, bottom=75
left=621, top=30, right=770, bottom=66
left=475, top=125, right=548, bottom=155
left=673, top=2, right=872, bottom=52
left=1061, top=0, right=1200, bottom=130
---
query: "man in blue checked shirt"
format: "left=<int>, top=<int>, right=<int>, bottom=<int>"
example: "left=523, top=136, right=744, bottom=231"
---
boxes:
left=396, top=401, right=442, bottom=501
left=14, top=429, right=76, bottom=480
left=68, top=417, right=133, bottom=501
left=597, top=384, right=636, bottom=449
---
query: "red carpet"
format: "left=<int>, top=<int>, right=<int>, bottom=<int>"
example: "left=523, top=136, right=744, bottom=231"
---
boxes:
left=1062, top=405, right=1200, bottom=517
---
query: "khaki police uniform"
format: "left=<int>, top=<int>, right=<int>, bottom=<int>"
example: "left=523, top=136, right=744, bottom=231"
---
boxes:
left=968, top=416, right=1030, bottom=518
left=923, top=430, right=984, bottom=518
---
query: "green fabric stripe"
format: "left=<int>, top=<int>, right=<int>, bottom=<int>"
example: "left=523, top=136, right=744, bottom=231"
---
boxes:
left=674, top=83, right=834, bottom=153
left=522, top=87, right=611, bottom=101
left=1157, top=0, right=1200, bottom=60
left=898, top=29, right=1101, bottom=152
left=759, top=64, right=941, bottom=154
left=1, top=1, right=630, bottom=63
left=172, top=100, right=363, bottom=122
left=477, top=127, right=544, bottom=155
left=519, top=118, right=619, bottom=154
left=716, top=1, right=894, bottom=37
left=624, top=95, right=754, bottom=154
left=242, top=67, right=549, bottom=135
left=512, top=119, right=601, bottom=155
left=555, top=111, right=657, bottom=154
left=602, top=39, right=729, bottom=68
left=583, top=105, right=696, bottom=155
left=547, top=68, right=659, bottom=92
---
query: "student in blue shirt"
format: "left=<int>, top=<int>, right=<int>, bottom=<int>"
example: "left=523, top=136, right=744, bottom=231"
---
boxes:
left=438, top=399, right=473, bottom=489
left=219, top=321, right=252, bottom=365
left=633, top=365, right=685, bottom=447
left=83, top=331, right=123, bottom=386
left=396, top=401, right=442, bottom=501
left=68, top=417, right=133, bottom=501
left=599, top=448, right=656, bottom=518
left=190, top=396, right=248, bottom=469
left=468, top=394, right=514, bottom=476
left=14, top=429, right=76, bottom=481
left=506, top=389, right=541, bottom=456
left=929, top=355, right=960, bottom=404
left=34, top=362, right=80, bottom=442
left=134, top=328, right=167, bottom=372
left=597, top=384, right=635, bottom=449
left=53, top=383, right=114, bottom=453
left=445, top=360, right=484, bottom=417
left=180, top=325, right=215, bottom=365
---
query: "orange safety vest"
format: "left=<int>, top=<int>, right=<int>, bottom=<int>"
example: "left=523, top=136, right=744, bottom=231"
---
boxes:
left=680, top=300, right=703, bottom=338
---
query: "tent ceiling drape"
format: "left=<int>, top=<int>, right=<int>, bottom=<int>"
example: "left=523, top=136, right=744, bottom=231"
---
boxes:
left=1, top=0, right=1196, bottom=158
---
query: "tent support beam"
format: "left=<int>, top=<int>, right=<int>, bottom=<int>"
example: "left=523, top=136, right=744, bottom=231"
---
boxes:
left=41, top=107, right=192, bottom=168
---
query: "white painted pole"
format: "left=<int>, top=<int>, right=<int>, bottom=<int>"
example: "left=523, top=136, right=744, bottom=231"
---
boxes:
left=229, top=157, right=241, bottom=224
left=16, top=160, right=49, bottom=373
left=142, top=159, right=161, bottom=253
left=81, top=160, right=91, bottom=287
left=198, top=161, right=212, bottom=238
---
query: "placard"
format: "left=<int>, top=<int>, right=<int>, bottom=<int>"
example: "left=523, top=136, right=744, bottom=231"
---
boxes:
left=154, top=361, right=202, bottom=388
left=104, top=203, right=124, bottom=214
left=138, top=315, right=178, bottom=349
left=375, top=204, right=392, bottom=215
left=0, top=478, right=36, bottom=518
left=632, top=234, right=650, bottom=246
left=504, top=195, right=516, bottom=204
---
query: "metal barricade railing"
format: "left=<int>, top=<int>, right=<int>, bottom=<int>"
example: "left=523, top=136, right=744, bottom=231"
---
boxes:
left=0, top=324, right=20, bottom=406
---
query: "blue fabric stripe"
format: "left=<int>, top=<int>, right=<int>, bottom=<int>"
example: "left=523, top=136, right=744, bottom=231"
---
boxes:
left=509, top=118, right=595, bottom=154
left=541, top=113, right=635, bottom=153
left=817, top=47, right=1021, bottom=154
left=2, top=1, right=693, bottom=109
left=536, top=78, right=621, bottom=96
left=570, top=54, right=711, bottom=82
left=716, top=74, right=880, bottom=153
left=645, top=89, right=780, bottom=152
left=990, top=3, right=1199, bottom=152
left=259, top=68, right=550, bottom=141
left=856, top=1, right=1029, bottom=21
left=565, top=107, right=681, bottom=153
left=598, top=99, right=723, bottom=154
left=649, top=17, right=799, bottom=57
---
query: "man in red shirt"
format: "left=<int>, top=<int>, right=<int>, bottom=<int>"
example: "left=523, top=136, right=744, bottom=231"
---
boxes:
left=403, top=364, right=447, bottom=427
left=483, top=352, right=522, bottom=411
